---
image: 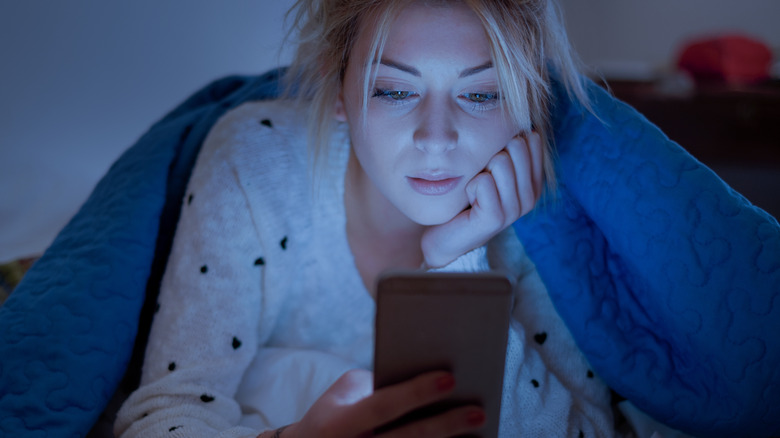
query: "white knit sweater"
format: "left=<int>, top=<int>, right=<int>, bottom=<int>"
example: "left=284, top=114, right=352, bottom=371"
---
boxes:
left=114, top=100, right=615, bottom=438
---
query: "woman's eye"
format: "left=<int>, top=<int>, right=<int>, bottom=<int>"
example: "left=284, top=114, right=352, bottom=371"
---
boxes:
left=465, top=92, right=498, bottom=103
left=461, top=92, right=500, bottom=112
left=373, top=89, right=414, bottom=101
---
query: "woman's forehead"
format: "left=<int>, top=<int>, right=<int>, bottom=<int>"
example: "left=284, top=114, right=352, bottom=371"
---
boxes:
left=352, top=1, right=491, bottom=66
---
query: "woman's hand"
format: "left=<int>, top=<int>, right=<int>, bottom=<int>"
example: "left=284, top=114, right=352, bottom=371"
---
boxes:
left=268, top=369, right=485, bottom=438
left=421, top=132, right=543, bottom=268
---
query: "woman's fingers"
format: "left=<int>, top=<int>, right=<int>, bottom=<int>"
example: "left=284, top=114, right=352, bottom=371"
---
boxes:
left=363, top=371, right=485, bottom=438
left=377, top=405, right=486, bottom=438
left=525, top=131, right=544, bottom=201
left=296, top=370, right=465, bottom=438
left=294, top=369, right=373, bottom=438
left=504, top=133, right=539, bottom=216
left=486, top=131, right=542, bottom=224
left=360, top=371, right=456, bottom=426
left=465, top=171, right=502, bottom=229
left=485, top=149, right=521, bottom=223
left=324, top=369, right=374, bottom=405
left=333, top=371, right=456, bottom=435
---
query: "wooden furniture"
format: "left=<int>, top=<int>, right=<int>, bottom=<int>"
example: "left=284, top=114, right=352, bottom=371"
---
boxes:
left=603, top=78, right=780, bottom=218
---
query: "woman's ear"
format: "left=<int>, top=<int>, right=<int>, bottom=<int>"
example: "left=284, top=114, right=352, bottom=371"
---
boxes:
left=334, top=88, right=348, bottom=122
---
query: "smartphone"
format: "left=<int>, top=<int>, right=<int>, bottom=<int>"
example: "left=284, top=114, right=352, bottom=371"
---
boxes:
left=373, top=271, right=514, bottom=438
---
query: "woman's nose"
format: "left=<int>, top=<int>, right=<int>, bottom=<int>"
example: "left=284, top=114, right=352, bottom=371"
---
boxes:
left=413, top=99, right=458, bottom=154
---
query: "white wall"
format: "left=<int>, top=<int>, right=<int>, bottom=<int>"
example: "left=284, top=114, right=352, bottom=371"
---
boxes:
left=0, top=0, right=296, bottom=262
left=1, top=0, right=777, bottom=262
left=560, top=0, right=780, bottom=78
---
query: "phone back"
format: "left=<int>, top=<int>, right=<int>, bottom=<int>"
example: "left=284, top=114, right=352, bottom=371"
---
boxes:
left=374, top=272, right=513, bottom=438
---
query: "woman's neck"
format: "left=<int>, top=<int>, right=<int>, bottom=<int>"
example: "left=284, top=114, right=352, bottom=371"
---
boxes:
left=344, top=149, right=426, bottom=294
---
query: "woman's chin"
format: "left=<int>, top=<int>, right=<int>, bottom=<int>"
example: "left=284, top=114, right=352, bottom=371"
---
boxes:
left=405, top=203, right=466, bottom=227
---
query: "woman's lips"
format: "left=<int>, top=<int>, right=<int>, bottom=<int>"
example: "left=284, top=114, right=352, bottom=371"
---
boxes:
left=407, top=176, right=462, bottom=196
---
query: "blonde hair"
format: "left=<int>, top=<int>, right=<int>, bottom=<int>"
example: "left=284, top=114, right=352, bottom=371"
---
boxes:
left=283, top=0, right=589, bottom=192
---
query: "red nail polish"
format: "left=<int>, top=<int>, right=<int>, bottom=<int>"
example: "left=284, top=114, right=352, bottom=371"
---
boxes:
left=466, top=410, right=485, bottom=426
left=436, top=374, right=455, bottom=392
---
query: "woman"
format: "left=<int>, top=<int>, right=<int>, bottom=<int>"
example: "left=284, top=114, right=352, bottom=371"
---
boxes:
left=116, top=1, right=661, bottom=436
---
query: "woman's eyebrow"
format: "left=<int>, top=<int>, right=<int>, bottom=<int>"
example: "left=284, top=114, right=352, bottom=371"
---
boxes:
left=459, top=61, right=493, bottom=78
left=375, top=59, right=493, bottom=78
left=377, top=59, right=421, bottom=76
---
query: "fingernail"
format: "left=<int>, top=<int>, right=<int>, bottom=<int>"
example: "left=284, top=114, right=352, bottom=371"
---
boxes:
left=436, top=374, right=455, bottom=392
left=466, top=410, right=486, bottom=426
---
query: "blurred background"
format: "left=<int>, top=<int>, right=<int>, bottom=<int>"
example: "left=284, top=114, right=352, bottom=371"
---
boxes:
left=1, top=0, right=779, bottom=263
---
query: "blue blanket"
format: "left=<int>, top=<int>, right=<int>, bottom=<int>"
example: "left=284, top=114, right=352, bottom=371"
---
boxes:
left=1, top=69, right=778, bottom=437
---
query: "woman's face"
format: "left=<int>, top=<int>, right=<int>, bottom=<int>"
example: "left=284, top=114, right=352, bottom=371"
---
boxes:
left=336, top=2, right=521, bottom=226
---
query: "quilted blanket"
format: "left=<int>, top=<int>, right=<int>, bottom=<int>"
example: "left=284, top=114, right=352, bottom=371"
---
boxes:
left=1, top=68, right=778, bottom=437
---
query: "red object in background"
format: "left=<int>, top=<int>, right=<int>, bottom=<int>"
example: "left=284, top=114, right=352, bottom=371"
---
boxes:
left=677, top=34, right=772, bottom=85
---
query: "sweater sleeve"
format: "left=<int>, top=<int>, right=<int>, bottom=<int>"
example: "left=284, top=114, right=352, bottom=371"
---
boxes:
left=491, top=229, right=616, bottom=437
left=497, top=263, right=615, bottom=437
left=114, top=114, right=268, bottom=438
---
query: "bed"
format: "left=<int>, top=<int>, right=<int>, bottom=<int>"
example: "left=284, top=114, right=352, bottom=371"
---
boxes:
left=1, top=68, right=778, bottom=437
